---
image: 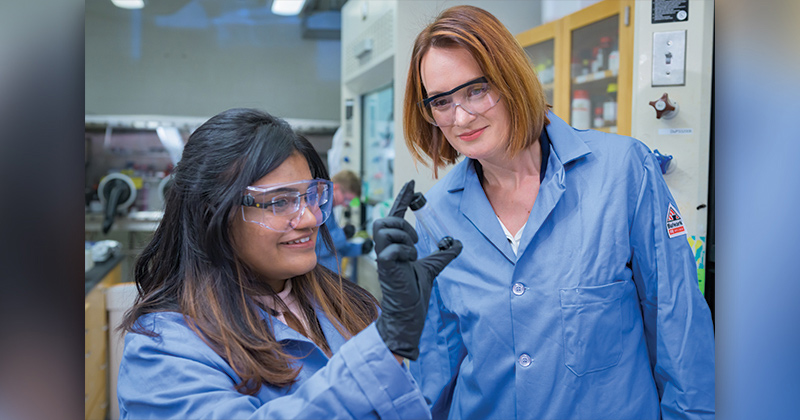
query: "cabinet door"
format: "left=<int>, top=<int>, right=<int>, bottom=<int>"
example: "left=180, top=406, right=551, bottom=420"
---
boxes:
left=85, top=286, right=108, bottom=420
left=85, top=265, right=120, bottom=420
left=517, top=19, right=564, bottom=115
left=564, top=0, right=634, bottom=135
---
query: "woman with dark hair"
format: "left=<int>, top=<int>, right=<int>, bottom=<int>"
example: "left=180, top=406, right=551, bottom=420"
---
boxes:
left=402, top=5, right=714, bottom=420
left=117, top=108, right=461, bottom=419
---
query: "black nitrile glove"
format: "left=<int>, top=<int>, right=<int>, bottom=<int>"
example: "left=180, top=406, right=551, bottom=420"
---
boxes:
left=374, top=180, right=463, bottom=360
left=343, top=224, right=356, bottom=239
left=361, top=238, right=374, bottom=254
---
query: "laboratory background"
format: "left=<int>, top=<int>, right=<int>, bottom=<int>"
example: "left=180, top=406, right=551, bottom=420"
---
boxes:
left=84, top=1, right=714, bottom=419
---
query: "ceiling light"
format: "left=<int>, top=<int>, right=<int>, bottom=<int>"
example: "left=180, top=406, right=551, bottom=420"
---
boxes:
left=111, top=0, right=145, bottom=10
left=271, top=0, right=307, bottom=16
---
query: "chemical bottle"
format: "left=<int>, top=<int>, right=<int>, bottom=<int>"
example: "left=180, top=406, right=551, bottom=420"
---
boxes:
left=603, top=83, right=618, bottom=125
left=409, top=192, right=454, bottom=251
left=597, top=36, right=612, bottom=72
left=591, top=46, right=602, bottom=73
left=571, top=89, right=591, bottom=130
left=607, top=37, right=619, bottom=72
left=593, top=107, right=604, bottom=128
left=536, top=61, right=553, bottom=85
left=579, top=49, right=592, bottom=75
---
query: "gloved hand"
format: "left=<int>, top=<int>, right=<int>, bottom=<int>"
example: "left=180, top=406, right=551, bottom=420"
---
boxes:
left=361, top=238, right=374, bottom=254
left=343, top=224, right=356, bottom=239
left=374, top=180, right=462, bottom=360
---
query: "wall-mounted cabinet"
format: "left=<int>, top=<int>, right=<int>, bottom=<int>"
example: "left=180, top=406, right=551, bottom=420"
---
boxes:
left=517, top=0, right=635, bottom=136
left=517, top=19, right=562, bottom=114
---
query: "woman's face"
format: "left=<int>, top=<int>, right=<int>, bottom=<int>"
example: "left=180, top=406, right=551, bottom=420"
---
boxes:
left=230, top=153, right=320, bottom=291
left=420, top=46, right=511, bottom=162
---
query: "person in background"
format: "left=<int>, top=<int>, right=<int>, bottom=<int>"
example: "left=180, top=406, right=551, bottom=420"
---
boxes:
left=116, top=108, right=462, bottom=419
left=401, top=6, right=714, bottom=420
left=315, top=169, right=373, bottom=275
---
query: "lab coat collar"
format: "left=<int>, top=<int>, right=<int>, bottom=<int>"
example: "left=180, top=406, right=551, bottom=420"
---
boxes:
left=514, top=111, right=592, bottom=258
left=256, top=306, right=308, bottom=343
left=446, top=110, right=592, bottom=263
left=460, top=162, right=518, bottom=263
left=445, top=110, right=591, bottom=194
left=315, top=307, right=347, bottom=353
left=544, top=110, right=592, bottom=166
left=255, top=302, right=347, bottom=356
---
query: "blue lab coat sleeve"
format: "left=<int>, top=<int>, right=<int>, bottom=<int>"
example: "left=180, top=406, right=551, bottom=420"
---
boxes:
left=118, top=315, right=430, bottom=420
left=629, top=151, right=715, bottom=419
left=408, top=228, right=467, bottom=420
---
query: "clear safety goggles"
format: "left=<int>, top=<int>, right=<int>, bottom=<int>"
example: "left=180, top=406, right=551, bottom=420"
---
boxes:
left=241, top=179, right=333, bottom=232
left=419, top=76, right=502, bottom=127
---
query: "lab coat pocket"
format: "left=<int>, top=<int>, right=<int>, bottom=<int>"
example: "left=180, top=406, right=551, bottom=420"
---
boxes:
left=559, top=281, right=625, bottom=376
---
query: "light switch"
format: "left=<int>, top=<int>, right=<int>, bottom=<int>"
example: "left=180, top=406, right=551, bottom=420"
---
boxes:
left=652, top=30, right=686, bottom=86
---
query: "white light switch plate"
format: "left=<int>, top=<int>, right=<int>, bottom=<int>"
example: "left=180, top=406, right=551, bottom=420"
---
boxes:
left=652, top=30, right=686, bottom=86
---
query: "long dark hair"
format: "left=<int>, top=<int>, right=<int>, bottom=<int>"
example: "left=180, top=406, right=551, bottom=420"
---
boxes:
left=121, top=108, right=378, bottom=394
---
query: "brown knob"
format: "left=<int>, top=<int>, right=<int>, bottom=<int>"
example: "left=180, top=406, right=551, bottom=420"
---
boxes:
left=649, top=93, right=678, bottom=119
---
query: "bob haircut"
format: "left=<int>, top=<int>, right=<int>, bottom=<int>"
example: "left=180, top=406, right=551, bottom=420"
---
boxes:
left=122, top=108, right=378, bottom=394
left=403, top=5, right=551, bottom=178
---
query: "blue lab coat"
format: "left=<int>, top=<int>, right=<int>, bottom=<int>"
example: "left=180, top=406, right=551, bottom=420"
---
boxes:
left=316, top=212, right=364, bottom=274
left=118, top=307, right=429, bottom=419
left=409, top=112, right=715, bottom=420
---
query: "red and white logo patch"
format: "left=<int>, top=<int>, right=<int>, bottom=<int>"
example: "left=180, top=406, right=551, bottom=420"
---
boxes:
left=666, top=203, right=686, bottom=238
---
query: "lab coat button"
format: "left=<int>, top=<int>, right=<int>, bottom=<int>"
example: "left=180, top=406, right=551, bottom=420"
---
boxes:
left=518, top=353, right=532, bottom=367
left=512, top=283, right=526, bottom=296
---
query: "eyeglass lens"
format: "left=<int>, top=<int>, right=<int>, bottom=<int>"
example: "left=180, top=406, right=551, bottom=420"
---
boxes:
left=421, top=79, right=500, bottom=127
left=241, top=180, right=332, bottom=232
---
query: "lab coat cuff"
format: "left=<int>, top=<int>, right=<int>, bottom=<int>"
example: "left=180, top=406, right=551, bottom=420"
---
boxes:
left=340, top=323, right=430, bottom=420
